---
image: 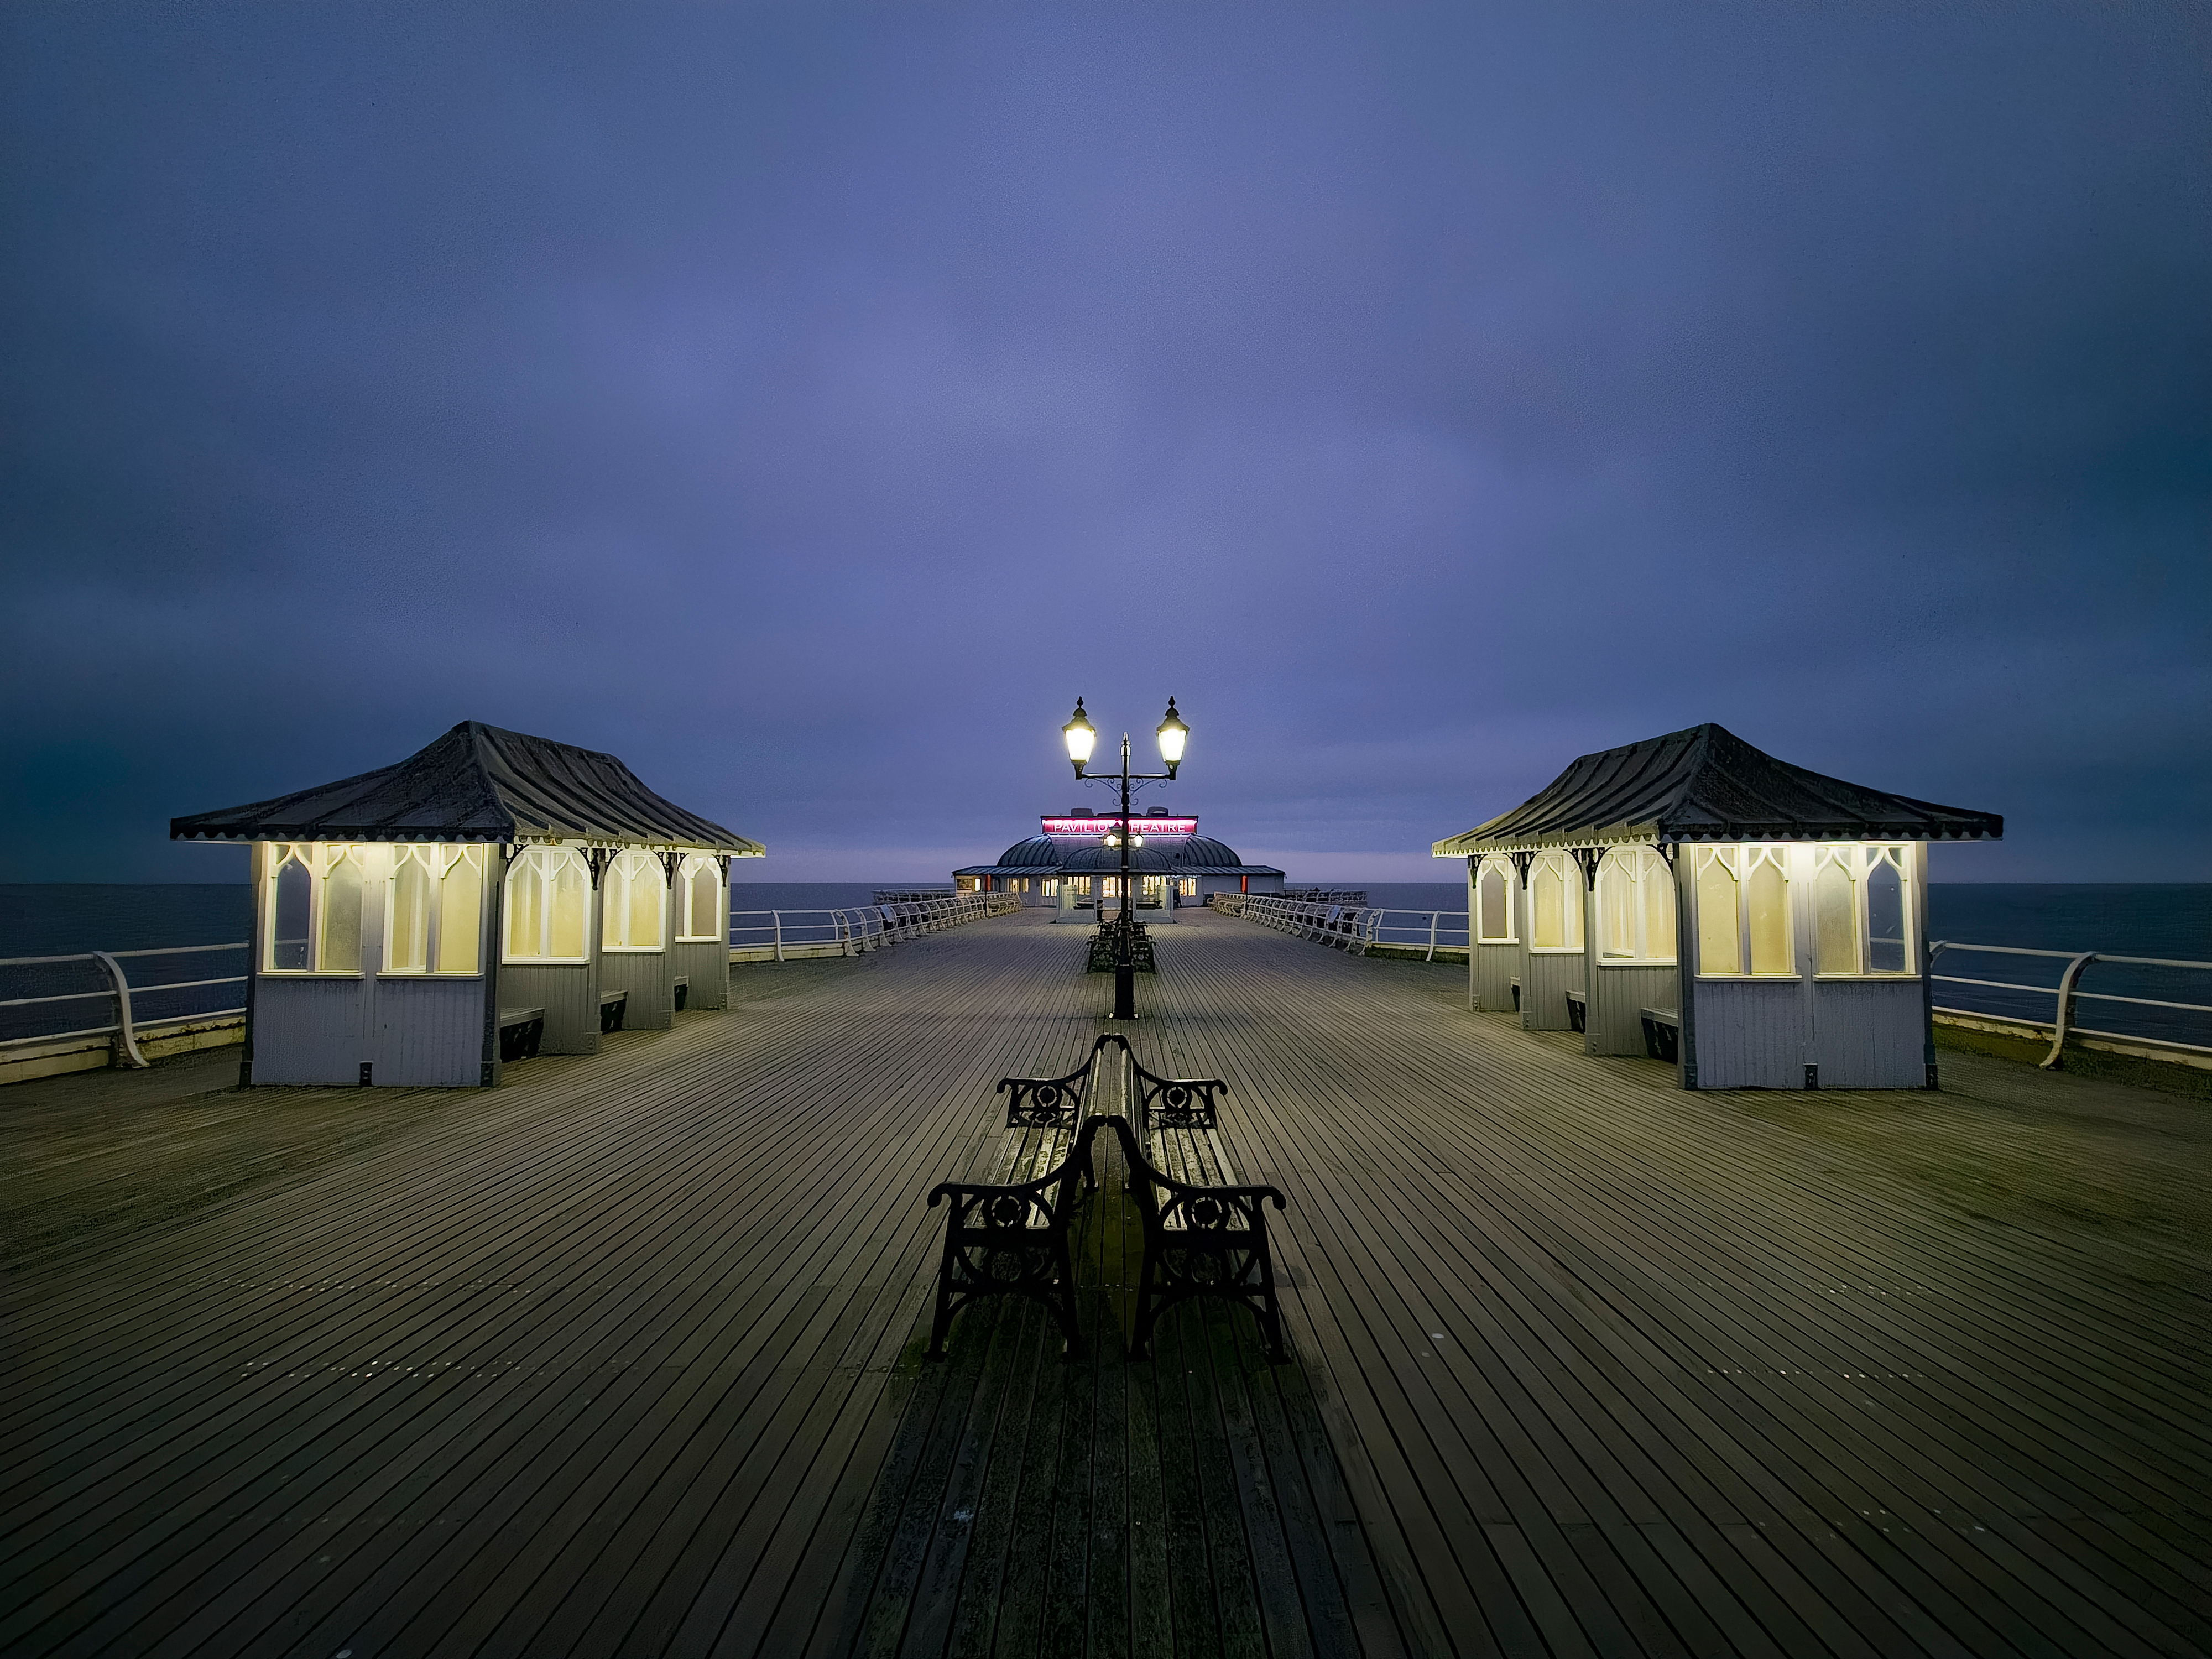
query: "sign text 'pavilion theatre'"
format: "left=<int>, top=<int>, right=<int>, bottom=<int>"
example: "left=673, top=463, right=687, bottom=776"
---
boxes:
left=1434, top=723, right=2001, bottom=1091
left=173, top=721, right=763, bottom=1089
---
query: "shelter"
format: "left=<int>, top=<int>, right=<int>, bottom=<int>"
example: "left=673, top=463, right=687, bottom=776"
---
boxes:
left=1433, top=724, right=2001, bottom=1089
left=952, top=811, right=1284, bottom=919
left=172, top=721, right=764, bottom=1088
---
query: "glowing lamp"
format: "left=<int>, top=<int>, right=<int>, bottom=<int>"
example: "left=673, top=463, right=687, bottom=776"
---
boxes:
left=1155, top=697, right=1188, bottom=776
left=1063, top=697, right=1097, bottom=776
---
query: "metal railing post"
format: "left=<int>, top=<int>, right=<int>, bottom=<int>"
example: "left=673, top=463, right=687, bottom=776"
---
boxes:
left=2043, top=952, right=2099, bottom=1070
left=1428, top=910, right=1439, bottom=962
left=93, top=952, right=149, bottom=1069
left=773, top=912, right=784, bottom=963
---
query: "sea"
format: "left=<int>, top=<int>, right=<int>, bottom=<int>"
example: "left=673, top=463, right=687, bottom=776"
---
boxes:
left=4, top=882, right=2206, bottom=1050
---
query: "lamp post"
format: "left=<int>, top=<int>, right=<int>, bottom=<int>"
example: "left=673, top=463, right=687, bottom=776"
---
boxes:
left=1063, top=696, right=1187, bottom=1020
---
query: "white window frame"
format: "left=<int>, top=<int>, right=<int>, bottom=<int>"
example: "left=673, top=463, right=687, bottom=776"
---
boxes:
left=676, top=852, right=724, bottom=943
left=1811, top=843, right=1917, bottom=979
left=262, top=841, right=367, bottom=977
left=1474, top=856, right=1518, bottom=944
left=1693, top=844, right=1796, bottom=978
left=1595, top=846, right=1676, bottom=967
left=1525, top=851, right=1584, bottom=954
left=602, top=848, right=668, bottom=954
left=503, top=845, right=594, bottom=966
left=382, top=844, right=487, bottom=977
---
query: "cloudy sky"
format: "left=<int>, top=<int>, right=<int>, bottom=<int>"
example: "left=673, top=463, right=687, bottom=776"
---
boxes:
left=3, top=3, right=2205, bottom=885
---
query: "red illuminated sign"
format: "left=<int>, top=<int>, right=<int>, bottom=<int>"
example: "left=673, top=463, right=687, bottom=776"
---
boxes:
left=1041, top=816, right=1198, bottom=836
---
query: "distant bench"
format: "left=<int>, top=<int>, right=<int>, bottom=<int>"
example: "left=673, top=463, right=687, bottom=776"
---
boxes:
left=1640, top=1006, right=1680, bottom=1064
left=498, top=1007, right=545, bottom=1063
left=598, top=990, right=628, bottom=1034
left=926, top=1035, right=1287, bottom=1365
left=1566, top=987, right=1587, bottom=1033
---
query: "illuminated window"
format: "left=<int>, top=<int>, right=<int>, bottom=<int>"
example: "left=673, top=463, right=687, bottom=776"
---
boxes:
left=264, top=842, right=367, bottom=974
left=1597, top=847, right=1675, bottom=963
left=505, top=847, right=592, bottom=963
left=1527, top=853, right=1583, bottom=951
left=677, top=853, right=723, bottom=941
left=603, top=849, right=665, bottom=951
left=1694, top=848, right=1741, bottom=975
left=1476, top=859, right=1515, bottom=943
left=1695, top=846, right=1802, bottom=976
left=1746, top=849, right=1791, bottom=974
left=1866, top=847, right=1910, bottom=972
left=384, top=846, right=486, bottom=974
left=1814, top=854, right=1856, bottom=975
left=1178, top=878, right=1196, bottom=897
left=1811, top=845, right=1913, bottom=975
left=1044, top=880, right=1058, bottom=898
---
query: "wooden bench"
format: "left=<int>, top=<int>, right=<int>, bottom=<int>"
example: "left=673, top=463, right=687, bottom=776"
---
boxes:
left=1566, top=987, right=1588, bottom=1033
left=1510, top=976, right=1522, bottom=1012
left=925, top=1039, right=1108, bottom=1359
left=1640, top=1006, right=1680, bottom=1063
left=673, top=974, right=689, bottom=1012
left=598, top=990, right=628, bottom=1034
left=497, top=1007, right=545, bottom=1063
left=1093, top=1035, right=1288, bottom=1365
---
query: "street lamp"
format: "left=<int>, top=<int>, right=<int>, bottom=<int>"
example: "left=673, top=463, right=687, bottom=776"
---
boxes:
left=1061, top=696, right=1189, bottom=1020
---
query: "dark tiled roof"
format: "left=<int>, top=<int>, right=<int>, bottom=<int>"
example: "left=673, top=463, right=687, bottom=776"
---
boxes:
left=171, top=721, right=763, bottom=853
left=1433, top=723, right=2002, bottom=855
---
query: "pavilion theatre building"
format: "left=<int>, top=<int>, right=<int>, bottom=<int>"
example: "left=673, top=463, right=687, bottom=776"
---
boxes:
left=953, top=812, right=1284, bottom=922
left=172, top=721, right=763, bottom=1089
left=1434, top=723, right=2001, bottom=1091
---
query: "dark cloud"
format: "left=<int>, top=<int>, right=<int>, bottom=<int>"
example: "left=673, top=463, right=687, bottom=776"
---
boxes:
left=3, top=2, right=2206, bottom=884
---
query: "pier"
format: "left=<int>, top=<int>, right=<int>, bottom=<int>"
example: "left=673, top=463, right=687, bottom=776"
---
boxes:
left=6, top=907, right=2209, bottom=1656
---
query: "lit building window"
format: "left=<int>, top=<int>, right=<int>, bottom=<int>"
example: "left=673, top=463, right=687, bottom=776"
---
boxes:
left=1475, top=858, right=1515, bottom=943
left=1527, top=852, right=1583, bottom=951
left=602, top=848, right=666, bottom=952
left=265, top=842, right=366, bottom=973
left=1814, top=844, right=1913, bottom=975
left=1597, top=847, right=1674, bottom=964
left=677, top=853, right=723, bottom=942
left=1695, top=846, right=1795, bottom=976
left=505, top=846, right=592, bottom=963
left=386, top=845, right=485, bottom=974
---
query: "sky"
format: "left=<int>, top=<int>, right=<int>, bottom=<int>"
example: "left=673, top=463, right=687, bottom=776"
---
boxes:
left=3, top=2, right=2206, bottom=887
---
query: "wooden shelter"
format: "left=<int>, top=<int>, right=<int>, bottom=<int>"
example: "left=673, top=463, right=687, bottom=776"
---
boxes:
left=1434, top=724, right=2001, bottom=1089
left=172, top=721, right=763, bottom=1088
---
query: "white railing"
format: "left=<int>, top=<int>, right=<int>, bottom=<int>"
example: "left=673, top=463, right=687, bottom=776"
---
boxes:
left=729, top=893, right=1023, bottom=961
left=0, top=942, right=250, bottom=1067
left=1208, top=893, right=1469, bottom=960
left=1929, top=942, right=2212, bottom=1068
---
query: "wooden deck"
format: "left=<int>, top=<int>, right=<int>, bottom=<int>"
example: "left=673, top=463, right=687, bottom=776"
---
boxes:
left=4, top=907, right=2209, bottom=1657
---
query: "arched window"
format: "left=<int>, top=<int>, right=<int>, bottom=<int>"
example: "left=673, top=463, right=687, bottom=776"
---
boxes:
left=1746, top=849, right=1791, bottom=974
left=263, top=842, right=366, bottom=974
left=1694, top=846, right=1796, bottom=976
left=603, top=849, right=666, bottom=952
left=1808, top=844, right=1913, bottom=975
left=1527, top=853, right=1583, bottom=951
left=1814, top=853, right=1857, bottom=976
left=1694, top=848, right=1742, bottom=975
left=385, top=846, right=485, bottom=974
left=677, top=853, right=723, bottom=942
left=1865, top=847, right=1910, bottom=973
left=505, top=847, right=592, bottom=963
left=1597, top=847, right=1675, bottom=963
left=1476, top=859, right=1515, bottom=943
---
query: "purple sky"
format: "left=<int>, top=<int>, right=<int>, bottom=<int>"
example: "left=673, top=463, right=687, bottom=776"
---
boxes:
left=3, top=4, right=2206, bottom=886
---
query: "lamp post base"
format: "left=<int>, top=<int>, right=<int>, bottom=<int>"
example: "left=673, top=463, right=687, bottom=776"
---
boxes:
left=1112, top=963, right=1136, bottom=1021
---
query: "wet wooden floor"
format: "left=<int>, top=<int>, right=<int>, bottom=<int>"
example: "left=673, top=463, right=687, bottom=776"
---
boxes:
left=4, top=908, right=2209, bottom=1657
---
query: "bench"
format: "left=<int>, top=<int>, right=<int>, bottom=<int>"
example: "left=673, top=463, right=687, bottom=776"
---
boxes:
left=1640, top=1006, right=1680, bottom=1063
left=925, top=1040, right=1108, bottom=1359
left=1510, top=976, right=1521, bottom=1012
left=598, top=990, right=628, bottom=1034
left=1100, top=1037, right=1288, bottom=1364
left=673, top=974, right=689, bottom=1012
left=497, top=1006, right=545, bottom=1063
left=1566, top=987, right=1588, bottom=1033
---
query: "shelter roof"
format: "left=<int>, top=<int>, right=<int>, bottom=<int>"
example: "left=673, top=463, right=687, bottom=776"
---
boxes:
left=1432, top=723, right=2002, bottom=856
left=1167, top=836, right=1281, bottom=874
left=170, top=721, right=764, bottom=854
left=1057, top=845, right=1175, bottom=874
left=992, top=834, right=1066, bottom=868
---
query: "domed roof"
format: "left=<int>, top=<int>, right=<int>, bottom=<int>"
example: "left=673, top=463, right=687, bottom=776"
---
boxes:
left=993, top=835, right=1065, bottom=868
left=1057, top=844, right=1174, bottom=874
left=1169, top=836, right=1248, bottom=869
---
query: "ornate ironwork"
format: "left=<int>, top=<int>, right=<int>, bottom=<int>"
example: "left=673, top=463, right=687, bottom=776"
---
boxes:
left=1570, top=846, right=1602, bottom=890
left=1087, top=917, right=1156, bottom=974
left=926, top=1150, right=1092, bottom=1359
left=997, top=1047, right=1100, bottom=1130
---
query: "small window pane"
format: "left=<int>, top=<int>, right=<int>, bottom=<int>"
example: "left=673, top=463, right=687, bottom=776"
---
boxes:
left=1747, top=855, right=1790, bottom=975
left=1531, top=862, right=1563, bottom=948
left=1696, top=852, right=1740, bottom=974
left=438, top=849, right=482, bottom=973
left=1478, top=867, right=1507, bottom=941
left=320, top=852, right=363, bottom=972
left=629, top=859, right=662, bottom=948
left=273, top=855, right=312, bottom=971
left=690, top=864, right=719, bottom=939
left=1601, top=858, right=1634, bottom=956
left=1867, top=854, right=1907, bottom=972
left=551, top=855, right=587, bottom=956
left=1640, top=856, right=1676, bottom=963
left=1814, top=859, right=1857, bottom=974
left=390, top=854, right=431, bottom=972
left=508, top=858, right=544, bottom=958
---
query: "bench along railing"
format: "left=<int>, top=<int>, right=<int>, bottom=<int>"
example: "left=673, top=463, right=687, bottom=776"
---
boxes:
left=1929, top=942, right=2212, bottom=1070
left=926, top=1034, right=1289, bottom=1364
left=0, top=942, right=250, bottom=1070
left=1208, top=893, right=1470, bottom=961
left=731, top=893, right=1022, bottom=962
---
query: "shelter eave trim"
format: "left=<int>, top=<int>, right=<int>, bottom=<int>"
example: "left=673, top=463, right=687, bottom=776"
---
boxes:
left=1434, top=821, right=2002, bottom=857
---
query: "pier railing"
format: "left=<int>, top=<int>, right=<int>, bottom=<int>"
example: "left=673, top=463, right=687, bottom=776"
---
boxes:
left=1929, top=942, right=2212, bottom=1070
left=731, top=893, right=1023, bottom=962
left=0, top=942, right=250, bottom=1074
left=1208, top=894, right=1470, bottom=961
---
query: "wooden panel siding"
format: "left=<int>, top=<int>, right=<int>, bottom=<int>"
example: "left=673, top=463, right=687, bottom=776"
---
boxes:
left=1812, top=978, right=1927, bottom=1089
left=1591, top=962, right=1679, bottom=1057
left=1692, top=978, right=1810, bottom=1089
left=599, top=946, right=674, bottom=1030
left=1520, top=950, right=1584, bottom=1032
left=371, top=977, right=486, bottom=1087
left=1473, top=942, right=1519, bottom=1014
left=9, top=908, right=2210, bottom=1657
left=248, top=977, right=365, bottom=1085
left=671, top=939, right=729, bottom=1011
left=498, top=962, right=601, bottom=1056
